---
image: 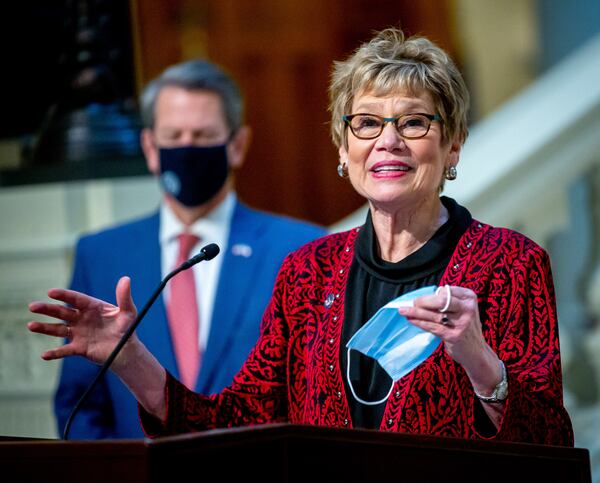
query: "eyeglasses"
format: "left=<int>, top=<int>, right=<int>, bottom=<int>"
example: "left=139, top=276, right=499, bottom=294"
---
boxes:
left=342, top=113, right=442, bottom=140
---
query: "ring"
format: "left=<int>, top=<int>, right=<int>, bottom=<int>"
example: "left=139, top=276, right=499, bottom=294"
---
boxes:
left=437, top=284, right=451, bottom=313
left=441, top=315, right=450, bottom=326
left=65, top=325, right=72, bottom=340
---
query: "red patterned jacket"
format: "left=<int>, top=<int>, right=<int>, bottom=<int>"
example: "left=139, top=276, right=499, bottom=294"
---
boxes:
left=142, top=219, right=574, bottom=445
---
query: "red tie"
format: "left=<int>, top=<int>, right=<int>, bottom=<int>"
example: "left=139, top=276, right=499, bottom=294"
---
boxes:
left=167, top=233, right=200, bottom=389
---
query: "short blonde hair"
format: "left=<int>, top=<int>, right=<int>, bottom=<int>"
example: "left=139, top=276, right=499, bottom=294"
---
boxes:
left=329, top=28, right=470, bottom=149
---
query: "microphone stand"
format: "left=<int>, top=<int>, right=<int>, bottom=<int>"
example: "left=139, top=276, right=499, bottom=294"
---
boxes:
left=62, top=243, right=220, bottom=440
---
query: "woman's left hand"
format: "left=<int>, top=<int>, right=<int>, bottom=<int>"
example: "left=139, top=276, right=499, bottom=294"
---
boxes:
left=398, top=285, right=503, bottom=397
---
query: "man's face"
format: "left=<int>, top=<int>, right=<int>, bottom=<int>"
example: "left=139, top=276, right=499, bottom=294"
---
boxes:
left=144, top=86, right=231, bottom=173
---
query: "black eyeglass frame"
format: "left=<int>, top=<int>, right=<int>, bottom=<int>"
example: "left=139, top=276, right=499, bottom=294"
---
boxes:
left=342, top=112, right=442, bottom=140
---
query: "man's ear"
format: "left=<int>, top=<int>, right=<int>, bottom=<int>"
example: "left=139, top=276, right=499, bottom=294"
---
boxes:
left=141, top=128, right=160, bottom=174
left=227, top=125, right=252, bottom=170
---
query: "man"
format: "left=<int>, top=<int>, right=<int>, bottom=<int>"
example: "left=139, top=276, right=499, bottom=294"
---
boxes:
left=54, top=60, right=325, bottom=439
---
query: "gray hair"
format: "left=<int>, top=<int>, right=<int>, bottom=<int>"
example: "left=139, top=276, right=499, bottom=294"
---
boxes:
left=329, top=28, right=470, bottom=149
left=140, top=60, right=244, bottom=132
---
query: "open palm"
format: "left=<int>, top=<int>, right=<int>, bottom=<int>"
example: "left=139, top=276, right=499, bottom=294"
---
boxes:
left=28, top=276, right=138, bottom=367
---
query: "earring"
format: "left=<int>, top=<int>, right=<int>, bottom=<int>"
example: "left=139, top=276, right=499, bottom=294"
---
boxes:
left=337, top=162, right=348, bottom=178
left=445, top=165, right=457, bottom=181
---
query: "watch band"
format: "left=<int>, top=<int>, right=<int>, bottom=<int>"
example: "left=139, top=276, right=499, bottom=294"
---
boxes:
left=475, top=359, right=508, bottom=404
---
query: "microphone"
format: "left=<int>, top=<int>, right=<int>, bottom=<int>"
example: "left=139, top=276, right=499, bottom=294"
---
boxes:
left=179, top=242, right=220, bottom=269
left=62, top=243, right=220, bottom=440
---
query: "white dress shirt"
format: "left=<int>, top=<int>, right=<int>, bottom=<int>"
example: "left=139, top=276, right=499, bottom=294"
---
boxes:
left=159, top=192, right=235, bottom=354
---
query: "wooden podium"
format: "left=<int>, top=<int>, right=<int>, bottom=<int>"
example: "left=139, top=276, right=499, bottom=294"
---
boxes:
left=1, top=424, right=591, bottom=482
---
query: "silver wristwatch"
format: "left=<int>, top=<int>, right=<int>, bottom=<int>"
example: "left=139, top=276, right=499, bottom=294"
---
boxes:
left=475, top=359, right=508, bottom=404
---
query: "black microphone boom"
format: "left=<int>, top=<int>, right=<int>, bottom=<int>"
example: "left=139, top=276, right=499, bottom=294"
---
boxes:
left=62, top=242, right=220, bottom=440
left=179, top=243, right=220, bottom=269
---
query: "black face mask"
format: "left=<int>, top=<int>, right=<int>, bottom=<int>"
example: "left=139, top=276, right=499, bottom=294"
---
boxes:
left=158, top=144, right=229, bottom=207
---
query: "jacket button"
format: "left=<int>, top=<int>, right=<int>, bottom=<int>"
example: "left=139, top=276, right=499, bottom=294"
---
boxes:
left=337, top=391, right=342, bottom=399
left=387, top=418, right=394, bottom=426
left=395, top=391, right=401, bottom=398
left=343, top=419, right=349, bottom=426
left=329, top=338, right=335, bottom=345
left=333, top=316, right=338, bottom=321
left=329, top=364, right=335, bottom=372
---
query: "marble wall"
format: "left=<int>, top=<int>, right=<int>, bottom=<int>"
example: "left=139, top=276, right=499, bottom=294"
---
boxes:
left=0, top=176, right=160, bottom=438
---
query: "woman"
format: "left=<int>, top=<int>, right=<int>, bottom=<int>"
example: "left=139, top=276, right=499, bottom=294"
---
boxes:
left=29, top=28, right=573, bottom=445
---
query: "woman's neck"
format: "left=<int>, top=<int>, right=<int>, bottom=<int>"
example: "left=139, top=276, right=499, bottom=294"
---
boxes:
left=370, top=196, right=448, bottom=263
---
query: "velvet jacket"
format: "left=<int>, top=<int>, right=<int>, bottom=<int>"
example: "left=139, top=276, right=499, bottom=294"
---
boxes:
left=142, top=218, right=574, bottom=446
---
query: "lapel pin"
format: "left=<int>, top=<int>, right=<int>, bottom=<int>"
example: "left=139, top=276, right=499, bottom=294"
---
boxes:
left=231, top=243, right=253, bottom=258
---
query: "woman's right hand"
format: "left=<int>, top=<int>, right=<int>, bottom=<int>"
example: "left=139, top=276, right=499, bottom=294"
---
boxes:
left=30, top=276, right=168, bottom=421
left=28, top=276, right=138, bottom=367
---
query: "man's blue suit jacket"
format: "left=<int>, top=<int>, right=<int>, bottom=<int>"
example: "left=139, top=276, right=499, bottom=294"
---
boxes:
left=54, top=201, right=325, bottom=439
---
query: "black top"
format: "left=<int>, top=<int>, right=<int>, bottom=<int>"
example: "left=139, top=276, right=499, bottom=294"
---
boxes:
left=340, top=196, right=472, bottom=429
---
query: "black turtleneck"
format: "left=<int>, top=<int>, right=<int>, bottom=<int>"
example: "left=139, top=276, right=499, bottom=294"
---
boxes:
left=341, top=196, right=472, bottom=429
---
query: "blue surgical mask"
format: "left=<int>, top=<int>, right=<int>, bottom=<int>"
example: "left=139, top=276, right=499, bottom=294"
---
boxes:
left=159, top=144, right=229, bottom=207
left=346, top=285, right=442, bottom=405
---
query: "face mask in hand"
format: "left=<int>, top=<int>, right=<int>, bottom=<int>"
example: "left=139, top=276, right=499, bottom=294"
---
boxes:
left=159, top=144, right=229, bottom=207
left=346, top=285, right=443, bottom=405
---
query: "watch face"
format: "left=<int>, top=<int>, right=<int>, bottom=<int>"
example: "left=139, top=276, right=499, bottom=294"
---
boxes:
left=496, top=381, right=508, bottom=400
left=475, top=361, right=508, bottom=403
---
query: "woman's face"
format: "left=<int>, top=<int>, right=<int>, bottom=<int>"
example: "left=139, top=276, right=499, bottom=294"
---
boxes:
left=340, top=90, right=460, bottom=211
